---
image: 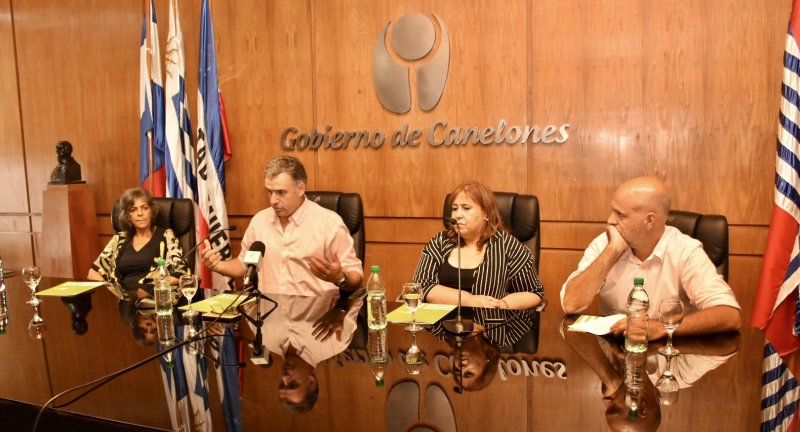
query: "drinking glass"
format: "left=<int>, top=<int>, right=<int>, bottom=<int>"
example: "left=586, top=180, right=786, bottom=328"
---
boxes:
left=404, top=332, right=425, bottom=375
left=656, top=356, right=680, bottom=405
left=402, top=282, right=423, bottom=332
left=658, top=298, right=684, bottom=356
left=28, top=305, right=46, bottom=340
left=184, top=313, right=200, bottom=356
left=180, top=275, right=199, bottom=318
left=22, top=266, right=42, bottom=306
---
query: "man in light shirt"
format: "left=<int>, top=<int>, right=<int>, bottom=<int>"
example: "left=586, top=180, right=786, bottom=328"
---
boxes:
left=560, top=176, right=741, bottom=339
left=201, top=156, right=363, bottom=295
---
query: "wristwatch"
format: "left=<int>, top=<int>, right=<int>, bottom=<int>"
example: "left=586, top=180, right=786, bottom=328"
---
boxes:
left=336, top=274, right=348, bottom=289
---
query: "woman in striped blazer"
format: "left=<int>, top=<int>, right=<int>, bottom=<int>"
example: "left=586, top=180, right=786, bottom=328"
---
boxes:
left=412, top=181, right=544, bottom=310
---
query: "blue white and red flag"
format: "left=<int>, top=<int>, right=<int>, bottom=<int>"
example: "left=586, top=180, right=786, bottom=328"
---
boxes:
left=196, top=1, right=242, bottom=430
left=148, top=0, right=166, bottom=197
left=164, top=0, right=197, bottom=201
left=752, top=1, right=800, bottom=429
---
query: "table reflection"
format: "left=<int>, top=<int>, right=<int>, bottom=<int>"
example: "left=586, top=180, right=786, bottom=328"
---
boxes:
left=242, top=291, right=365, bottom=413
left=0, top=276, right=759, bottom=431
left=561, top=316, right=740, bottom=431
left=426, top=306, right=540, bottom=392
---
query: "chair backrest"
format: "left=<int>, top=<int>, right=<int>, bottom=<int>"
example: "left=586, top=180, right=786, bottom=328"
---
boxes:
left=111, top=197, right=196, bottom=269
left=666, top=210, right=729, bottom=281
left=443, top=192, right=541, bottom=271
left=305, top=192, right=366, bottom=264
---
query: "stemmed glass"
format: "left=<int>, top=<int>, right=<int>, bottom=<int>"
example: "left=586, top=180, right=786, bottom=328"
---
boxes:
left=658, top=298, right=684, bottom=356
left=656, top=355, right=680, bottom=404
left=402, top=283, right=423, bottom=332
left=22, top=266, right=42, bottom=306
left=184, top=312, right=201, bottom=355
left=180, top=275, right=199, bottom=318
left=28, top=304, right=46, bottom=340
left=404, top=332, right=425, bottom=375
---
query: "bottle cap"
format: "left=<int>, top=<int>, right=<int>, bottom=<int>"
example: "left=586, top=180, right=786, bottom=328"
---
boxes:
left=371, top=265, right=380, bottom=273
left=375, top=379, right=384, bottom=388
left=633, top=277, right=644, bottom=285
left=157, top=258, right=166, bottom=265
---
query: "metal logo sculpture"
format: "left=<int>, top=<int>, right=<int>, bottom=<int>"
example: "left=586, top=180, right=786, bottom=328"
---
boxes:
left=373, top=13, right=450, bottom=114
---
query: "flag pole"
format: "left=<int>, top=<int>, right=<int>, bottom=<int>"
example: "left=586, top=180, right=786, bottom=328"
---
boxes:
left=148, top=132, right=154, bottom=195
left=145, top=0, right=153, bottom=196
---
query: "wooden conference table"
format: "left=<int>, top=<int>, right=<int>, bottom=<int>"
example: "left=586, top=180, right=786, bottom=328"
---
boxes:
left=0, top=276, right=761, bottom=431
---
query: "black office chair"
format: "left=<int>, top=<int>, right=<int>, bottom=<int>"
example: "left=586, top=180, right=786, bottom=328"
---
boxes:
left=443, top=192, right=541, bottom=271
left=666, top=210, right=729, bottom=281
left=306, top=191, right=366, bottom=264
left=111, top=197, right=196, bottom=270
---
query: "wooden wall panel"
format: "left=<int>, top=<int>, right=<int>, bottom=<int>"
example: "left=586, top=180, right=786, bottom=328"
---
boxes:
left=0, top=216, right=35, bottom=272
left=529, top=0, right=647, bottom=222
left=312, top=0, right=529, bottom=217
left=210, top=0, right=317, bottom=214
left=365, top=243, right=428, bottom=301
left=0, top=0, right=29, bottom=215
left=529, top=0, right=787, bottom=225
left=13, top=0, right=141, bottom=215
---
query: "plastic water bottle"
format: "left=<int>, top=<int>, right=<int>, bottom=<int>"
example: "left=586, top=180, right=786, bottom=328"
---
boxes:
left=154, top=259, right=172, bottom=316
left=0, top=289, right=7, bottom=335
left=368, top=328, right=388, bottom=387
left=366, top=265, right=387, bottom=329
left=156, top=313, right=175, bottom=345
left=624, top=350, right=646, bottom=412
left=625, top=277, right=649, bottom=353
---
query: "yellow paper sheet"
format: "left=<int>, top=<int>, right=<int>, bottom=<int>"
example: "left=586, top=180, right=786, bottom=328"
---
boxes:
left=567, top=313, right=626, bottom=335
left=179, top=291, right=255, bottom=314
left=37, top=281, right=107, bottom=297
left=386, top=303, right=455, bottom=325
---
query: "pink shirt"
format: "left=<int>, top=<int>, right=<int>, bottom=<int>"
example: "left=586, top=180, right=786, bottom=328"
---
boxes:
left=560, top=226, right=740, bottom=317
left=254, top=294, right=361, bottom=367
left=238, top=198, right=363, bottom=296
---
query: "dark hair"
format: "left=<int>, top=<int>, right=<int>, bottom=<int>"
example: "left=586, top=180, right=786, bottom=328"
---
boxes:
left=131, top=315, right=157, bottom=347
left=279, top=381, right=319, bottom=413
left=116, top=187, right=159, bottom=235
left=453, top=333, right=501, bottom=391
left=264, top=156, right=307, bottom=184
left=446, top=181, right=508, bottom=249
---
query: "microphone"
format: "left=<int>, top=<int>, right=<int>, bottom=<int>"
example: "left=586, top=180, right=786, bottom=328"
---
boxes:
left=452, top=335, right=465, bottom=393
left=182, top=225, right=238, bottom=263
left=242, top=241, right=266, bottom=289
left=442, top=215, right=474, bottom=337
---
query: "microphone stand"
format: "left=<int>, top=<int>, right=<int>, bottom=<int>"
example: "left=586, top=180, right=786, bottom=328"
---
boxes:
left=237, top=282, right=277, bottom=359
left=442, top=218, right=474, bottom=337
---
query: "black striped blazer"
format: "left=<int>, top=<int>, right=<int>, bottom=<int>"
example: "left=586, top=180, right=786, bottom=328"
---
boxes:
left=412, top=230, right=544, bottom=302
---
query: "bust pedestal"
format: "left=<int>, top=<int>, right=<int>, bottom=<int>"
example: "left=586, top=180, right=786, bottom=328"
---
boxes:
left=40, top=184, right=98, bottom=279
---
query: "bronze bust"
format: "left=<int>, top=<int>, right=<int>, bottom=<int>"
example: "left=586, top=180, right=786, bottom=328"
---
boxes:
left=49, top=141, right=84, bottom=184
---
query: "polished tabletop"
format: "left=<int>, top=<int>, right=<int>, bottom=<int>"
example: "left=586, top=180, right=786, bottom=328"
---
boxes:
left=0, top=276, right=762, bottom=431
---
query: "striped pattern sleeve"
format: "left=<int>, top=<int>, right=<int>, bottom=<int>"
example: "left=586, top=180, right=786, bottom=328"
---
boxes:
left=412, top=232, right=453, bottom=301
left=503, top=233, right=544, bottom=298
left=473, top=231, right=543, bottom=299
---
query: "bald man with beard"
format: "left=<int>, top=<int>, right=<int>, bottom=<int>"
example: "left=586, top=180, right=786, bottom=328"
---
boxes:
left=560, top=177, right=741, bottom=340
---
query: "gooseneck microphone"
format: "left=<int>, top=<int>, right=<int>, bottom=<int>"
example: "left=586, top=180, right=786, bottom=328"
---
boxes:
left=242, top=241, right=266, bottom=289
left=181, top=225, right=238, bottom=263
left=443, top=216, right=474, bottom=337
